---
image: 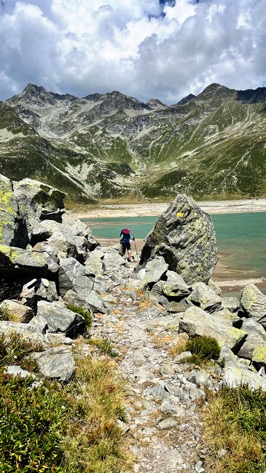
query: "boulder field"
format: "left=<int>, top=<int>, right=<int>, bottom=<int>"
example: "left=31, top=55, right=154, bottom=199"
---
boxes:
left=1, top=173, right=266, bottom=472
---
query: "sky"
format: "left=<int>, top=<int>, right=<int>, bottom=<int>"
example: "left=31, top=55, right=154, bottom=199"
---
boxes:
left=0, top=0, right=265, bottom=104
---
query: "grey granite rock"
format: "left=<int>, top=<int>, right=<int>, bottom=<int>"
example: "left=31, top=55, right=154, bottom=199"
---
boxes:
left=138, top=194, right=218, bottom=285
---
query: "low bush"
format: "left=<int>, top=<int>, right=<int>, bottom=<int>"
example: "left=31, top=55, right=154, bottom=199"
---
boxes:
left=0, top=332, right=131, bottom=472
left=186, top=336, right=220, bottom=360
left=182, top=336, right=220, bottom=365
left=0, top=374, right=67, bottom=472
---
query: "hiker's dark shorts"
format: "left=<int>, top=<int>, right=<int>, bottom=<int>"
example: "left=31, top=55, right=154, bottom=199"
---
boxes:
left=121, top=242, right=131, bottom=253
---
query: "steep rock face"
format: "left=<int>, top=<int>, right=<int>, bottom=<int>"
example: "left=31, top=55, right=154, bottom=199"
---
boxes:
left=138, top=194, right=218, bottom=284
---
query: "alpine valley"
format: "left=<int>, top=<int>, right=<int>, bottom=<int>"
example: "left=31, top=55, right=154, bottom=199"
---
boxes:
left=1, top=82, right=266, bottom=204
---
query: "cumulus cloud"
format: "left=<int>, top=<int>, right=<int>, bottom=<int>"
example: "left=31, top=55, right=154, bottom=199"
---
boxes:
left=0, top=0, right=265, bottom=103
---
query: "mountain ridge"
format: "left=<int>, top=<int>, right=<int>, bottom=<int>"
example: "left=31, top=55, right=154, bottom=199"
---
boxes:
left=1, top=82, right=266, bottom=203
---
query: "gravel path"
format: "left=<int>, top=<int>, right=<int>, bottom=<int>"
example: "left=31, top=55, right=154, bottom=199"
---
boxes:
left=90, top=261, right=213, bottom=473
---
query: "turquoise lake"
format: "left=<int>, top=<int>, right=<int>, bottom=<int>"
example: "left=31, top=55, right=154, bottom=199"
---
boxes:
left=82, top=212, right=266, bottom=279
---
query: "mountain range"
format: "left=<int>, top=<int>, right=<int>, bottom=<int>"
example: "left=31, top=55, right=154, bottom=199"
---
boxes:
left=0, top=82, right=266, bottom=204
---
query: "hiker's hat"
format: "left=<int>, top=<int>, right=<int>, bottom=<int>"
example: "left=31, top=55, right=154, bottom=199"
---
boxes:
left=122, top=228, right=130, bottom=234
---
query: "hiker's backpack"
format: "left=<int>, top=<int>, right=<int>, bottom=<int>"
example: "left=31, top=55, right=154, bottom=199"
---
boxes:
left=120, top=228, right=131, bottom=243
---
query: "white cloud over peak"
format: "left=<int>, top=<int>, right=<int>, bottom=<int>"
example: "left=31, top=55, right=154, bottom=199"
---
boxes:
left=0, top=0, right=265, bottom=103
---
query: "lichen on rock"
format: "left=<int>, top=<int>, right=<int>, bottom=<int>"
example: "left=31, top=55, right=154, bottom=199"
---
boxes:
left=138, top=194, right=218, bottom=285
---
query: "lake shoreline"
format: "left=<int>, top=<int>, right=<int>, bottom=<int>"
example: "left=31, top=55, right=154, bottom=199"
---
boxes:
left=72, top=200, right=266, bottom=294
left=72, top=198, right=266, bottom=219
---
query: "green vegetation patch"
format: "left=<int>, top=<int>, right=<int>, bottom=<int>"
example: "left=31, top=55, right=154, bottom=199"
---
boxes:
left=66, top=304, right=93, bottom=329
left=0, top=374, right=67, bottom=473
left=204, top=385, right=266, bottom=472
left=182, top=336, right=221, bottom=366
left=0, top=332, right=131, bottom=473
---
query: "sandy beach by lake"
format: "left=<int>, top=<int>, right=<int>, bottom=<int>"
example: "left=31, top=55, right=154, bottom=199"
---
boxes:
left=73, top=198, right=266, bottom=219
left=71, top=199, right=266, bottom=293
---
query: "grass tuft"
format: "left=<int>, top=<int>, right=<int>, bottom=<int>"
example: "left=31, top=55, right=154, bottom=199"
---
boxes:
left=88, top=337, right=118, bottom=357
left=61, top=354, right=132, bottom=472
left=181, top=336, right=221, bottom=366
left=0, top=307, right=10, bottom=321
left=66, top=304, right=93, bottom=329
left=203, top=385, right=266, bottom=472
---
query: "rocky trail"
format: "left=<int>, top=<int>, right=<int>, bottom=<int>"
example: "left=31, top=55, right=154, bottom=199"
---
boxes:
left=91, top=260, right=210, bottom=473
left=1, top=175, right=266, bottom=472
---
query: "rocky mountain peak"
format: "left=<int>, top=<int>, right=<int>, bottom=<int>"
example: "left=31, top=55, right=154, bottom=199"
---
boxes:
left=177, top=93, right=196, bottom=106
left=83, top=90, right=151, bottom=113
left=147, top=98, right=168, bottom=110
left=198, top=83, right=233, bottom=99
left=2, top=82, right=266, bottom=203
left=8, top=83, right=77, bottom=108
left=237, top=87, right=266, bottom=104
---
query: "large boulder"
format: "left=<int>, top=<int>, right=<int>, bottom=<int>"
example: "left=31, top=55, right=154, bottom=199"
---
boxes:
left=138, top=194, right=218, bottom=285
left=0, top=174, right=27, bottom=248
left=0, top=299, right=34, bottom=323
left=179, top=306, right=247, bottom=352
left=31, top=346, right=75, bottom=381
left=0, top=245, right=59, bottom=277
left=13, top=178, right=66, bottom=243
left=13, top=178, right=65, bottom=222
left=223, top=366, right=266, bottom=391
left=138, top=256, right=169, bottom=289
left=237, top=319, right=266, bottom=360
left=240, top=284, right=266, bottom=326
left=36, top=300, right=85, bottom=337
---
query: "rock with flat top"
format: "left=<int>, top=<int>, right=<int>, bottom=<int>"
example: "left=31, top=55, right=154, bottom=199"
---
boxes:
left=179, top=306, right=247, bottom=352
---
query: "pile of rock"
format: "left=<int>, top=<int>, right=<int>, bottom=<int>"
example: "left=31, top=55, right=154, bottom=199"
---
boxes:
left=0, top=174, right=130, bottom=380
left=137, top=196, right=266, bottom=390
left=1, top=177, right=266, bottom=394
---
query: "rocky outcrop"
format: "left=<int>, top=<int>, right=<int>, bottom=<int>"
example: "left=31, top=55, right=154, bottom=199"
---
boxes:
left=179, top=306, right=247, bottom=352
left=138, top=194, right=218, bottom=285
left=1, top=174, right=266, bottom=472
left=0, top=177, right=266, bottom=396
left=0, top=174, right=101, bottom=380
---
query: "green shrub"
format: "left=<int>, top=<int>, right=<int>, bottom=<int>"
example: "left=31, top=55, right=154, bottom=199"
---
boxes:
left=0, top=373, right=67, bottom=472
left=0, top=333, right=131, bottom=472
left=0, top=333, right=43, bottom=369
left=186, top=336, right=220, bottom=361
left=66, top=304, right=93, bottom=329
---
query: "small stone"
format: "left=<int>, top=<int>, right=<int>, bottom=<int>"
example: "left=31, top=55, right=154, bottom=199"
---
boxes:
left=157, top=418, right=177, bottom=430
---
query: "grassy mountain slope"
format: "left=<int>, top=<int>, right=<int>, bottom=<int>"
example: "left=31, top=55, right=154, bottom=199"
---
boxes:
left=1, top=82, right=266, bottom=202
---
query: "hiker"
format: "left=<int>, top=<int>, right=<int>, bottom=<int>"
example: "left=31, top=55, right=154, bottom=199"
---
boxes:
left=120, top=228, right=135, bottom=261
